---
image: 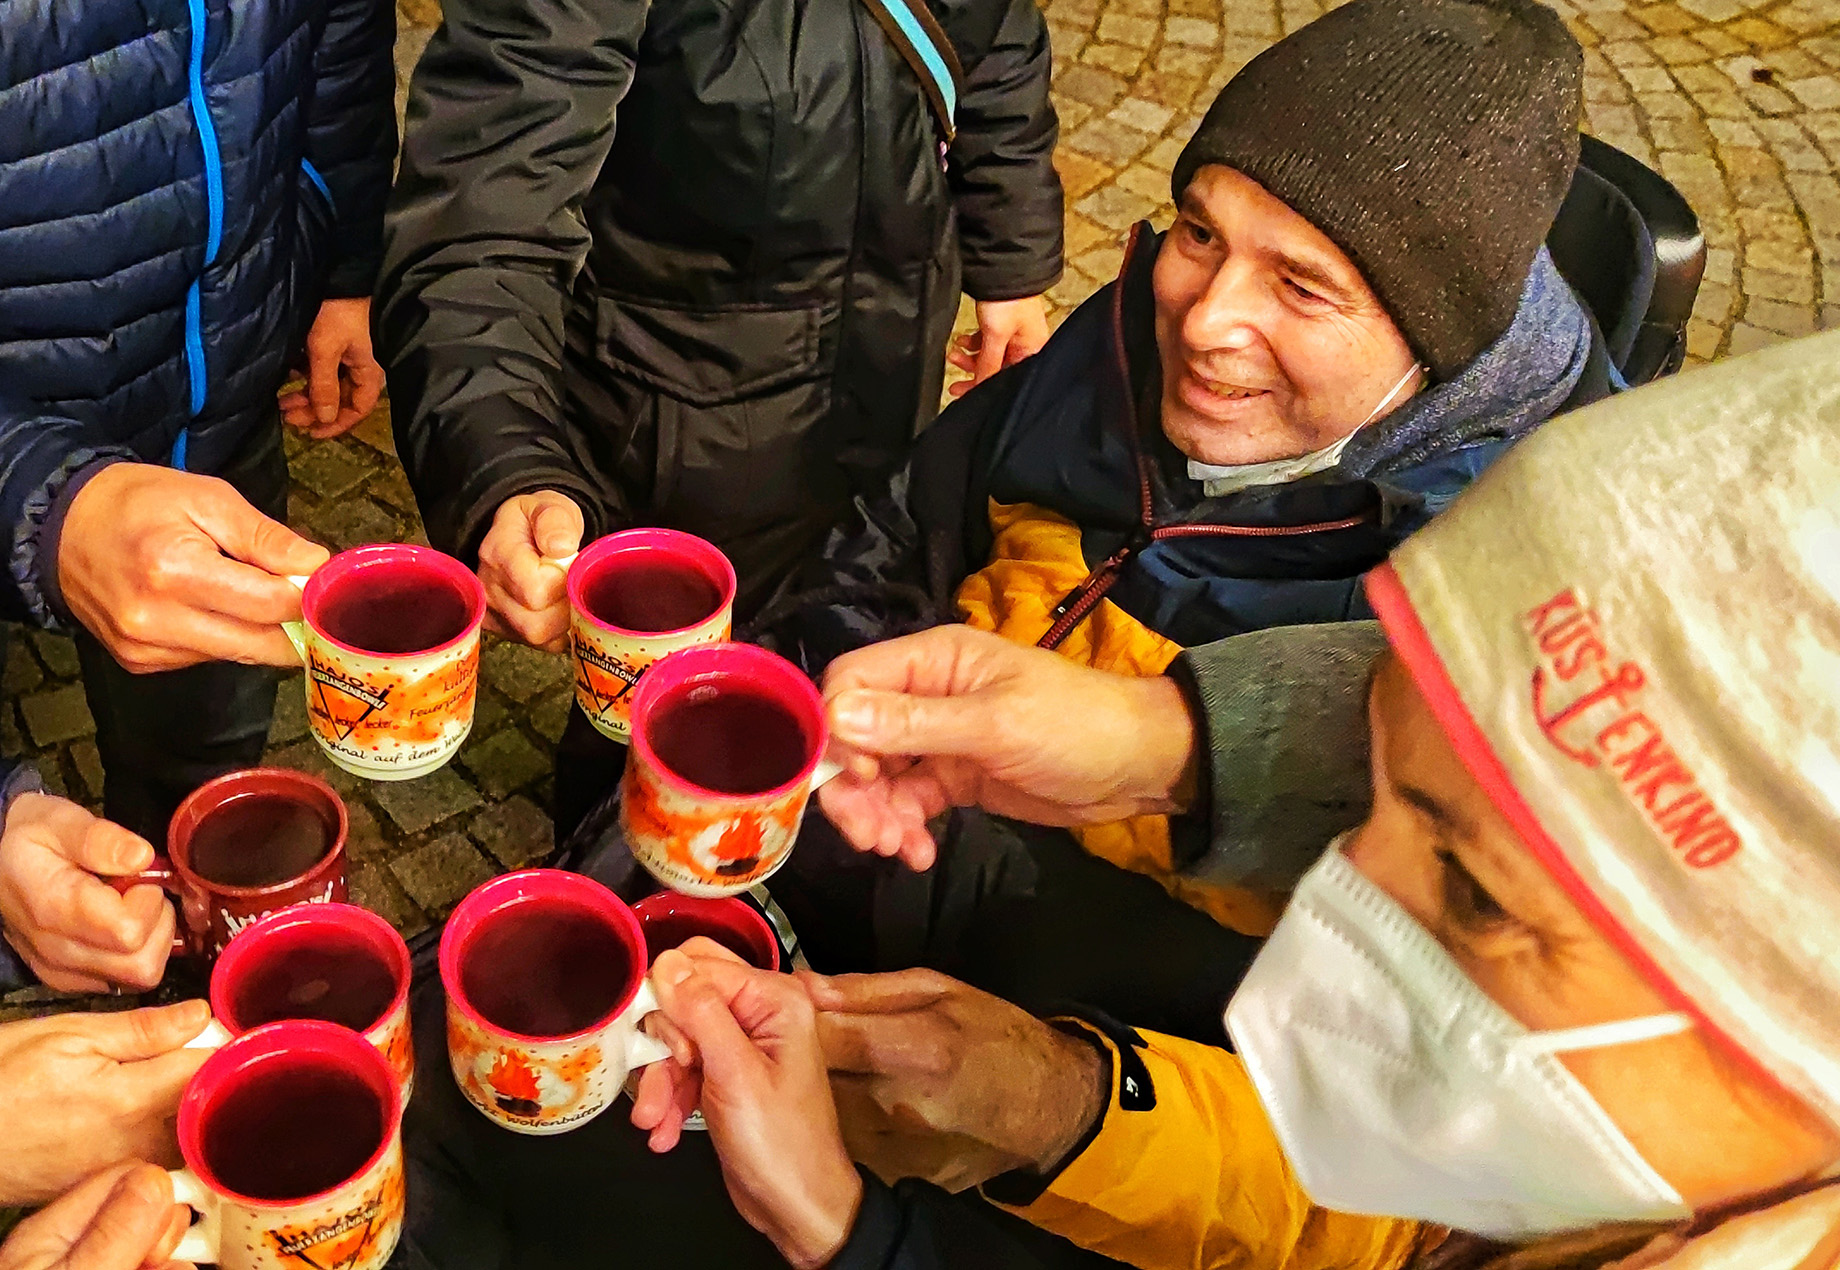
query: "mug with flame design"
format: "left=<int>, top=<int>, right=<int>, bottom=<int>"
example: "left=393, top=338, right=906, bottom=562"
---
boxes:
left=440, top=870, right=670, bottom=1135
left=620, top=643, right=829, bottom=898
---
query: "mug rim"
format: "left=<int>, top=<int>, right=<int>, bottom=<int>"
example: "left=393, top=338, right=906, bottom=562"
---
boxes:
left=566, top=529, right=737, bottom=640
left=211, top=902, right=411, bottom=1037
left=168, top=767, right=349, bottom=901
left=301, top=543, right=487, bottom=661
left=178, top=1019, right=401, bottom=1211
left=631, top=892, right=782, bottom=972
left=628, top=642, right=828, bottom=804
left=439, top=869, right=650, bottom=1045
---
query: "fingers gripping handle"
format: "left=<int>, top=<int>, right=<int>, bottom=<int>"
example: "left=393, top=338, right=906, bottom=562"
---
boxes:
left=106, top=860, right=189, bottom=957
left=625, top=978, right=673, bottom=1069
left=168, top=1169, right=222, bottom=1264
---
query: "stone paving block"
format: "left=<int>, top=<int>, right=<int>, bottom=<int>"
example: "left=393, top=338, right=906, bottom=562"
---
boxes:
left=1053, top=61, right=1128, bottom=109
left=1082, top=42, right=1147, bottom=75
left=1054, top=147, right=1117, bottom=200
left=1746, top=235, right=1815, bottom=275
left=349, top=407, right=399, bottom=458
left=1221, top=2, right=1277, bottom=37
left=1651, top=34, right=1711, bottom=65
left=469, top=795, right=555, bottom=870
left=1744, top=266, right=1816, bottom=303
left=22, top=685, right=94, bottom=747
left=1048, top=268, right=1104, bottom=310
left=1165, top=16, right=1223, bottom=47
left=350, top=858, right=429, bottom=938
left=70, top=740, right=104, bottom=801
left=1621, top=64, right=1678, bottom=94
left=1632, top=4, right=1697, bottom=35
left=528, top=690, right=574, bottom=745
left=1761, top=48, right=1827, bottom=81
left=1066, top=116, right=1154, bottom=166
left=0, top=704, right=24, bottom=760
left=3, top=640, right=42, bottom=696
left=1074, top=243, right=1128, bottom=282
left=391, top=832, right=496, bottom=917
left=1726, top=19, right=1793, bottom=53
left=1604, top=38, right=1659, bottom=67
left=1110, top=96, right=1175, bottom=133
left=1076, top=183, right=1163, bottom=231
left=1747, top=83, right=1803, bottom=116
left=482, top=641, right=570, bottom=704
left=1821, top=305, right=1840, bottom=330
left=1686, top=315, right=1724, bottom=359
left=1707, top=116, right=1763, bottom=145
left=38, top=760, right=69, bottom=800
left=1725, top=322, right=1784, bottom=355
left=344, top=799, right=389, bottom=862
left=372, top=766, right=483, bottom=836
left=472, top=691, right=511, bottom=740
left=310, top=497, right=402, bottom=552
left=1096, top=13, right=1158, bottom=48
left=31, top=632, right=80, bottom=680
left=268, top=680, right=309, bottom=745
left=460, top=727, right=550, bottom=799
left=292, top=444, right=373, bottom=501
left=1742, top=297, right=1817, bottom=336
left=368, top=466, right=421, bottom=517
left=1157, top=43, right=1218, bottom=78
left=1694, top=280, right=1734, bottom=322
left=1115, top=161, right=1174, bottom=203
left=267, top=738, right=365, bottom=797
left=1703, top=245, right=1736, bottom=284
left=1142, top=134, right=1187, bottom=172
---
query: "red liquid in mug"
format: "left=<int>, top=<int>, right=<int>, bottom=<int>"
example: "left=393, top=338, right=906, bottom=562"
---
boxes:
left=228, top=933, right=397, bottom=1032
left=318, top=566, right=472, bottom=655
left=647, top=683, right=810, bottom=795
left=581, top=558, right=722, bottom=633
left=188, top=794, right=333, bottom=889
left=641, top=913, right=773, bottom=969
left=460, top=903, right=632, bottom=1038
left=199, top=1058, right=385, bottom=1201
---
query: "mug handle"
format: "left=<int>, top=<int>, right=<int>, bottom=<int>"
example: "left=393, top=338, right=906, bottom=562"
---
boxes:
left=283, top=573, right=313, bottom=662
left=811, top=758, right=843, bottom=790
left=167, top=1168, right=221, bottom=1264
left=106, top=860, right=191, bottom=958
left=623, top=979, right=674, bottom=1069
left=183, top=1018, right=234, bottom=1051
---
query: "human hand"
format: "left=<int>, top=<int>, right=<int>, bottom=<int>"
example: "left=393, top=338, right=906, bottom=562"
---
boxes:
left=475, top=491, right=584, bottom=652
left=809, top=969, right=1106, bottom=1192
left=816, top=625, right=1198, bottom=868
left=946, top=296, right=1050, bottom=398
left=278, top=298, right=385, bottom=439
left=0, top=1162, right=192, bottom=1270
left=58, top=464, right=329, bottom=673
left=0, top=1002, right=213, bottom=1206
left=0, top=794, right=175, bottom=993
left=630, top=943, right=862, bottom=1270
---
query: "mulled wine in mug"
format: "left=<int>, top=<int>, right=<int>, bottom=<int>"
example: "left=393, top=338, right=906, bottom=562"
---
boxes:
left=284, top=544, right=485, bottom=781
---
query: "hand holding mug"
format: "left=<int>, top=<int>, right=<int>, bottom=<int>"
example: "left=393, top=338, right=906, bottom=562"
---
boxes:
left=631, top=948, right=862, bottom=1270
left=477, top=491, right=585, bottom=651
left=809, top=969, right=1107, bottom=1193
left=58, top=464, right=330, bottom=673
left=817, top=625, right=1200, bottom=869
left=0, top=1002, right=214, bottom=1206
left=0, top=1162, right=193, bottom=1270
left=0, top=793, right=175, bottom=992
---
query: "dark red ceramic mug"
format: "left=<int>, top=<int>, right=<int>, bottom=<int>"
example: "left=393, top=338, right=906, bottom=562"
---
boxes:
left=111, top=767, right=349, bottom=960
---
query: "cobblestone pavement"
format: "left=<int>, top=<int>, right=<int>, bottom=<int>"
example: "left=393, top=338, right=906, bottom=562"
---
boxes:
left=3, top=0, right=1836, bottom=988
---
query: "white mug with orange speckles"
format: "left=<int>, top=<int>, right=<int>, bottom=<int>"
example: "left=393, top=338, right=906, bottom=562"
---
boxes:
left=283, top=545, right=485, bottom=782
left=620, top=643, right=829, bottom=898
left=440, top=870, right=670, bottom=1135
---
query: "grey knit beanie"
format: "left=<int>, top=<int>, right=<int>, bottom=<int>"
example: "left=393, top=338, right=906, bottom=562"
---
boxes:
left=1172, top=0, right=1583, bottom=381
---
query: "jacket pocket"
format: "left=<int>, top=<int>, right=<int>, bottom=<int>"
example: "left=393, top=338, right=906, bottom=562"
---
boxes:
left=596, top=294, right=826, bottom=406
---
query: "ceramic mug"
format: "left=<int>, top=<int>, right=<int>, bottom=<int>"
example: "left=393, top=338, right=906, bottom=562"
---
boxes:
left=110, top=768, right=348, bottom=960
left=284, top=544, right=485, bottom=781
left=440, top=869, right=671, bottom=1135
left=197, top=903, right=415, bottom=1104
left=170, top=1021, right=404, bottom=1270
left=620, top=642, right=828, bottom=897
left=564, top=529, right=736, bottom=743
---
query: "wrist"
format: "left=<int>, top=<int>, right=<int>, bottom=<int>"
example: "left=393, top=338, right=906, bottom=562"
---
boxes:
left=1032, top=1026, right=1108, bottom=1172
left=773, top=1161, right=864, bottom=1269
left=1125, top=675, right=1201, bottom=815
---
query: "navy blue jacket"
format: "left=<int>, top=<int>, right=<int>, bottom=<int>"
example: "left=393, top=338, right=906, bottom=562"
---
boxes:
left=0, top=0, right=396, bottom=626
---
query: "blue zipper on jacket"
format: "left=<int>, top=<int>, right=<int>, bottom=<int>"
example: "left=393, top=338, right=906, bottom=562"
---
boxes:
left=176, top=0, right=226, bottom=471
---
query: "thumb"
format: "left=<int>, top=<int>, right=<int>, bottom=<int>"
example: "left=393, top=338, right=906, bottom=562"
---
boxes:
left=82, top=1000, right=214, bottom=1061
left=827, top=687, right=992, bottom=761
left=190, top=483, right=330, bottom=577
left=68, top=818, right=156, bottom=876
left=651, top=951, right=758, bottom=1090
left=529, top=496, right=584, bottom=560
left=974, top=321, right=1007, bottom=383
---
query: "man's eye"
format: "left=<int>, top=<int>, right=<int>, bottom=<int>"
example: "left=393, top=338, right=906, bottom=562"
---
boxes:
left=1284, top=278, right=1324, bottom=304
left=1183, top=220, right=1214, bottom=247
left=1437, top=849, right=1508, bottom=929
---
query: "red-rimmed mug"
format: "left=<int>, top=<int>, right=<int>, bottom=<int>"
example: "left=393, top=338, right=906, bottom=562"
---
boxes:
left=440, top=869, right=671, bottom=1135
left=565, top=529, right=736, bottom=742
left=633, top=892, right=782, bottom=972
left=169, top=1020, right=404, bottom=1270
left=111, top=768, right=348, bottom=960
left=620, top=642, right=827, bottom=897
left=283, top=544, right=486, bottom=781
left=197, top=904, right=414, bottom=1104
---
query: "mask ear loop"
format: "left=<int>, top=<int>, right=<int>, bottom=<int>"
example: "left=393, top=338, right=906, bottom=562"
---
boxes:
left=1359, top=362, right=1424, bottom=428
left=1517, top=1012, right=1695, bottom=1056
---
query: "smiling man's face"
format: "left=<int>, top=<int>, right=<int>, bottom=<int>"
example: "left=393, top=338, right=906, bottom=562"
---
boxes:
left=1152, top=165, right=1423, bottom=467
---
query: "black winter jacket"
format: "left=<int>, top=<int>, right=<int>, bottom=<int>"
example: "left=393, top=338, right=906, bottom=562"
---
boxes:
left=377, top=0, right=1062, bottom=613
left=0, top=0, right=396, bottom=624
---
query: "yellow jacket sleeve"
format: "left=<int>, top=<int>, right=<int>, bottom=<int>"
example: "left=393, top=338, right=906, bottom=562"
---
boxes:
left=988, top=1021, right=1426, bottom=1270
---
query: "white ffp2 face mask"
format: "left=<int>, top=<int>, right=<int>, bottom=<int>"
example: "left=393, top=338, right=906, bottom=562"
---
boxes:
left=1225, top=846, right=1694, bottom=1242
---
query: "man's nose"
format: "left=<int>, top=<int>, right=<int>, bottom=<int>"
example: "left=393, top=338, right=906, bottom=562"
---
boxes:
left=1182, top=262, right=1267, bottom=355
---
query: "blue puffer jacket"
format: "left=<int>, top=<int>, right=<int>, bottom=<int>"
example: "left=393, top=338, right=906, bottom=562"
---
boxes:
left=0, top=0, right=395, bottom=626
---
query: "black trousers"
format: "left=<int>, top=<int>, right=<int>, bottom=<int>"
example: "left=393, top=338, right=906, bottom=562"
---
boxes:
left=71, top=427, right=287, bottom=845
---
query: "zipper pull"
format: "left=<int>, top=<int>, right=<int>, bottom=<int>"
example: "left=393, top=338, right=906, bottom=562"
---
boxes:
left=1048, top=546, right=1133, bottom=621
